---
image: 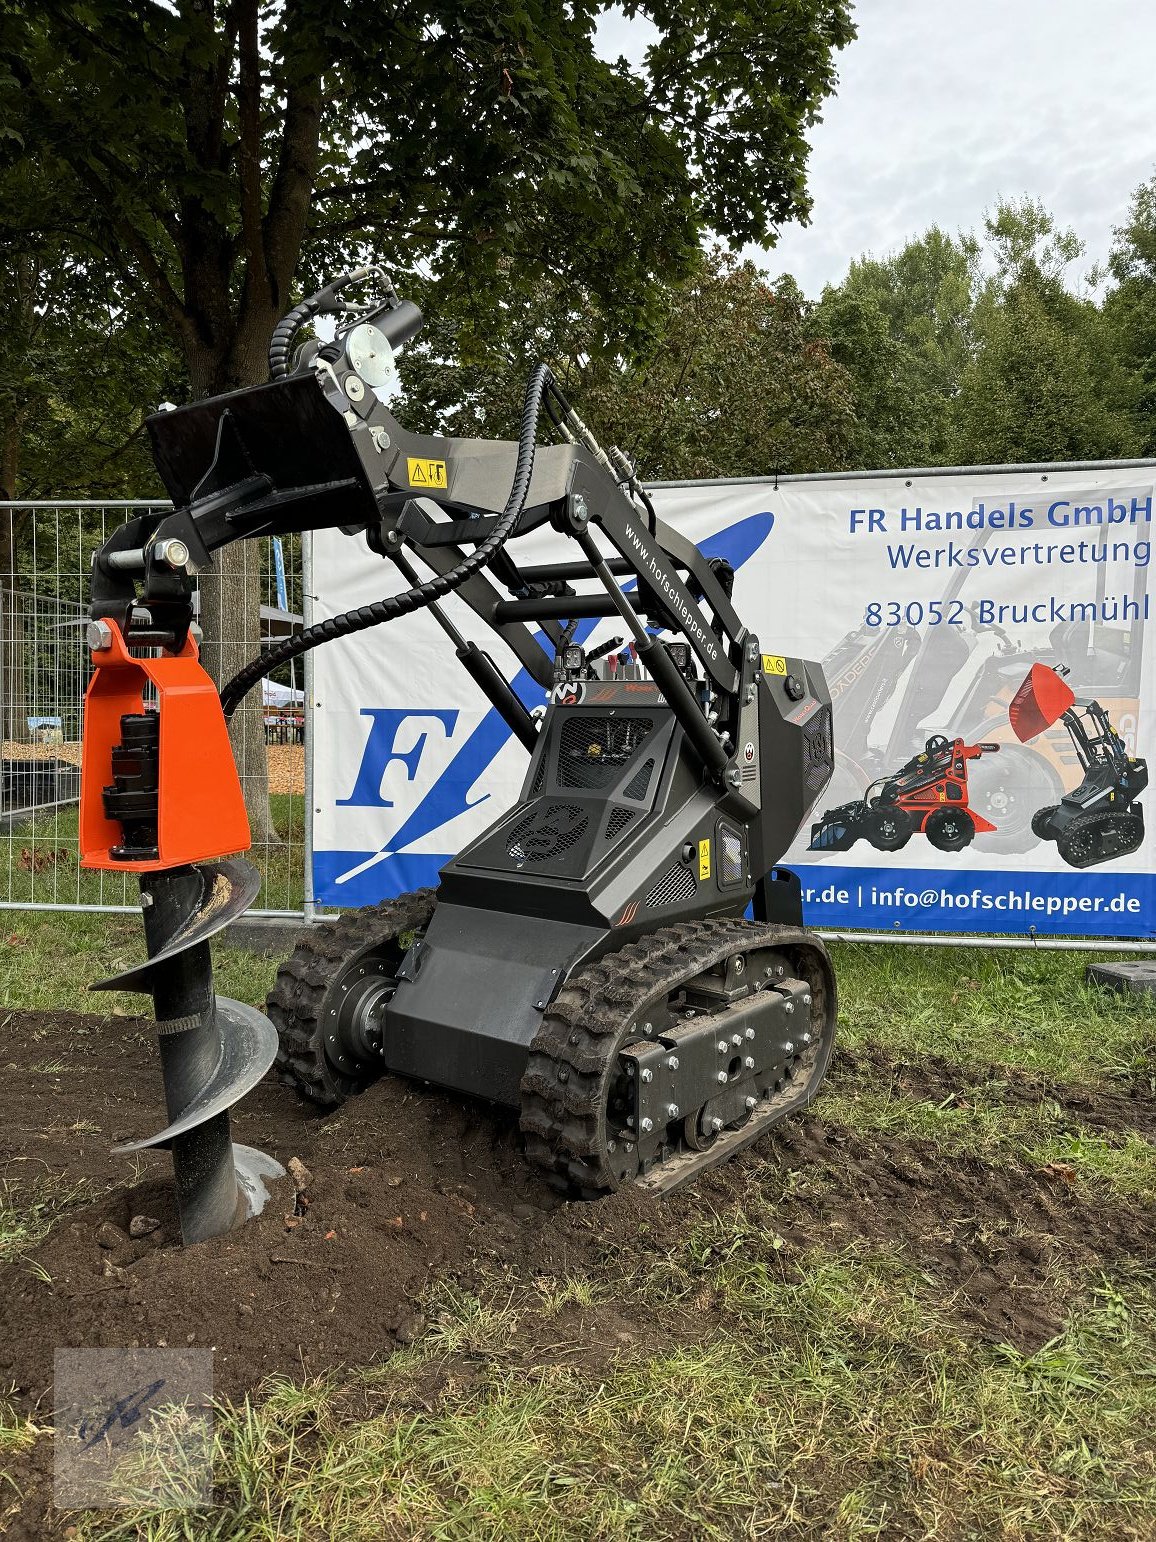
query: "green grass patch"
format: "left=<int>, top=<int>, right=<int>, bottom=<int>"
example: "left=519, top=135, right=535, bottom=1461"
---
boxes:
left=830, top=939, right=1156, bottom=1086
left=0, top=908, right=280, bottom=1015
left=0, top=1172, right=100, bottom=1263
left=820, top=1081, right=1156, bottom=1201
left=71, top=1257, right=1156, bottom=1541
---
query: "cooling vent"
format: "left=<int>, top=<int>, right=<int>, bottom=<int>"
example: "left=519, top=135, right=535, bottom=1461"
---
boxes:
left=623, top=757, right=655, bottom=801
left=507, top=803, right=588, bottom=863
left=645, top=863, right=697, bottom=908
left=604, top=806, right=637, bottom=841
left=529, top=754, right=547, bottom=796
left=803, top=705, right=834, bottom=793
left=558, top=716, right=653, bottom=790
left=719, top=825, right=744, bottom=885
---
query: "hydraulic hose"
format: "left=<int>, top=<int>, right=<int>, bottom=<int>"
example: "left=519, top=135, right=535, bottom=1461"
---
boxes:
left=219, top=361, right=557, bottom=720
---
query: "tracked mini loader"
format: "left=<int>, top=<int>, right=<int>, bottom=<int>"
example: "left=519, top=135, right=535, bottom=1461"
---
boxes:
left=1010, top=662, right=1147, bottom=868
left=80, top=267, right=837, bottom=1235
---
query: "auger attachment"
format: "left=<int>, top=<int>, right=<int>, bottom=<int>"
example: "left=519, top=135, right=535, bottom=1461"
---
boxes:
left=81, top=633, right=283, bottom=1246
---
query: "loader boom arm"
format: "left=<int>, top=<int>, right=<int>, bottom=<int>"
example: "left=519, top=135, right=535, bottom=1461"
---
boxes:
left=89, top=279, right=757, bottom=793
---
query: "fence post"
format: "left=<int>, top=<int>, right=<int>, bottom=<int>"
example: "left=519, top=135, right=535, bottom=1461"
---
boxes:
left=302, top=528, right=317, bottom=926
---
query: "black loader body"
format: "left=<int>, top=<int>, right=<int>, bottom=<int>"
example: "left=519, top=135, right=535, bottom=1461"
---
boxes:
left=84, top=264, right=837, bottom=1209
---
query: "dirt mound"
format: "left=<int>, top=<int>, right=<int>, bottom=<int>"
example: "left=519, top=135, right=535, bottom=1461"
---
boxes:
left=3, top=1008, right=1155, bottom=1419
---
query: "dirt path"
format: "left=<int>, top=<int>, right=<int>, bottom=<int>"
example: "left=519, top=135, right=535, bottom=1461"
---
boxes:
left=3, top=1005, right=1154, bottom=1431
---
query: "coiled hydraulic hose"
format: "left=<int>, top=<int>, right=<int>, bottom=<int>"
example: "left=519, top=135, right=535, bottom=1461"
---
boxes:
left=219, top=361, right=556, bottom=719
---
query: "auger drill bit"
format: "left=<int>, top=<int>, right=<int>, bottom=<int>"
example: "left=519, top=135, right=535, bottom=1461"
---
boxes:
left=92, top=710, right=283, bottom=1246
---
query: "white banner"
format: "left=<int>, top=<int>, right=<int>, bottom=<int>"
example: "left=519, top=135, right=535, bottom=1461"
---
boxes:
left=313, top=461, right=1156, bottom=938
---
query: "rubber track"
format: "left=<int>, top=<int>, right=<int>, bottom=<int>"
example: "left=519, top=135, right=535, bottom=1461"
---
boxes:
left=268, top=888, right=437, bottom=1107
left=519, top=917, right=833, bottom=1197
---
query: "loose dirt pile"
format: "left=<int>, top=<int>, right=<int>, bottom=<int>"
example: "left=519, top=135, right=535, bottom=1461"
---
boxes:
left=4, top=1007, right=1155, bottom=1431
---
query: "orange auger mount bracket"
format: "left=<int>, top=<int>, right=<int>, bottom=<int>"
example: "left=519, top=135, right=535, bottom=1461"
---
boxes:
left=80, top=619, right=251, bottom=871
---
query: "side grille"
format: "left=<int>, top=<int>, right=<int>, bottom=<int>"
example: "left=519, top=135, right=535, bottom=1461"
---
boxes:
left=507, top=803, right=589, bottom=863
left=558, top=716, right=653, bottom=790
left=605, top=806, right=637, bottom=841
left=803, top=705, right=834, bottom=793
left=645, top=863, right=697, bottom=909
left=623, top=757, right=655, bottom=801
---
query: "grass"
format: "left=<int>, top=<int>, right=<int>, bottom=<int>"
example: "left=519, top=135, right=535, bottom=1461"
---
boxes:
left=833, top=939, right=1156, bottom=1086
left=0, top=1172, right=100, bottom=1262
left=65, top=1258, right=1156, bottom=1541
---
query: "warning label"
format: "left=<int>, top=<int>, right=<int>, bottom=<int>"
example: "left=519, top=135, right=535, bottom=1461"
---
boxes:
left=698, top=838, right=711, bottom=881
left=406, top=457, right=448, bottom=489
left=761, top=654, right=787, bottom=676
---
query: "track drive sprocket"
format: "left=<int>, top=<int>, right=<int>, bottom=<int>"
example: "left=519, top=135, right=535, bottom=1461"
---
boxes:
left=268, top=888, right=436, bottom=1106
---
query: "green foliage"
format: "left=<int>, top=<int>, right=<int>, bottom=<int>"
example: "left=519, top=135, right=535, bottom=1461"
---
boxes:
left=1105, top=172, right=1156, bottom=455
left=812, top=225, right=979, bottom=467
left=814, top=197, right=1148, bottom=471
left=406, top=248, right=858, bottom=479
left=955, top=203, right=1141, bottom=465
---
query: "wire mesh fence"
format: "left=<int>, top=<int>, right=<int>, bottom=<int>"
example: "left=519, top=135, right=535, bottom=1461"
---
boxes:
left=0, top=502, right=307, bottom=916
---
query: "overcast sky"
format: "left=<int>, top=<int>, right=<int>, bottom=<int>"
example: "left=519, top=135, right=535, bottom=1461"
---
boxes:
left=596, top=1, right=1156, bottom=297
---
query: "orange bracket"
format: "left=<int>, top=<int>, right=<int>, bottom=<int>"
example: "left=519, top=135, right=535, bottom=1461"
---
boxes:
left=80, top=620, right=251, bottom=871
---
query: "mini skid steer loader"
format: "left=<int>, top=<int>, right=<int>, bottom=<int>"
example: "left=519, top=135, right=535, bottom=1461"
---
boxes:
left=809, top=734, right=1000, bottom=854
left=1010, top=662, right=1147, bottom=868
left=80, top=267, right=837, bottom=1237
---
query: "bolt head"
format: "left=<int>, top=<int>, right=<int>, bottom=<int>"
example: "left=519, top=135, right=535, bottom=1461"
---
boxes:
left=717, top=1040, right=729, bottom=1054
left=666, top=1104, right=679, bottom=1119
left=666, top=1056, right=679, bottom=1071
left=744, top=1056, right=755, bottom=1070
left=732, top=1034, right=742, bottom=1048
left=710, top=1118, right=724, bottom=1133
left=86, top=620, right=112, bottom=651
left=745, top=1095, right=757, bottom=1111
left=744, top=1027, right=755, bottom=1040
left=783, top=1041, right=794, bottom=1055
left=640, top=1117, right=654, bottom=1133
left=784, top=1002, right=794, bottom=1014
left=717, top=1071, right=729, bottom=1084
left=345, top=374, right=366, bottom=401
left=803, top=993, right=812, bottom=1006
left=727, top=767, right=742, bottom=788
left=640, top=1068, right=653, bottom=1083
left=155, top=537, right=190, bottom=570
left=802, top=1031, right=812, bottom=1045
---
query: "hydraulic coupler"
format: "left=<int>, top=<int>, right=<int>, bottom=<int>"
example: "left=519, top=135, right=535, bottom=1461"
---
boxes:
left=80, top=624, right=283, bottom=1245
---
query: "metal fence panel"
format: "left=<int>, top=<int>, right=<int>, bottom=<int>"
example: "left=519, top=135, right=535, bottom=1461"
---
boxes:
left=0, top=502, right=306, bottom=916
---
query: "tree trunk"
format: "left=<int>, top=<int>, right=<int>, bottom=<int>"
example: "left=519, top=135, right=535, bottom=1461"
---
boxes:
left=188, top=336, right=280, bottom=847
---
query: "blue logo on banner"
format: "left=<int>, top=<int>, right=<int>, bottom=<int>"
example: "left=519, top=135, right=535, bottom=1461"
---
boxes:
left=314, top=512, right=775, bottom=904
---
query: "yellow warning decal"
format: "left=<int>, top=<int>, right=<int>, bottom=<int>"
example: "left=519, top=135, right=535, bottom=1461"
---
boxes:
left=698, top=838, right=711, bottom=881
left=761, top=653, right=787, bottom=676
left=406, top=457, right=448, bottom=489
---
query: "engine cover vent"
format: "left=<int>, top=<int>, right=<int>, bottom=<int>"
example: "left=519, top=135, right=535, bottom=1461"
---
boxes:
left=803, top=705, right=834, bottom=794
left=605, top=806, right=637, bottom=841
left=623, top=757, right=655, bottom=801
left=645, top=863, right=697, bottom=909
left=558, top=716, right=653, bottom=790
left=507, top=803, right=588, bottom=864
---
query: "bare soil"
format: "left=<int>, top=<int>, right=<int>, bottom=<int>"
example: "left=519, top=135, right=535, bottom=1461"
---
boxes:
left=3, top=1007, right=1155, bottom=1533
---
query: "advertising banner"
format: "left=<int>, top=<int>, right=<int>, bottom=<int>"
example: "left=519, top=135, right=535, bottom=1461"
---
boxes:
left=313, top=460, right=1156, bottom=938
